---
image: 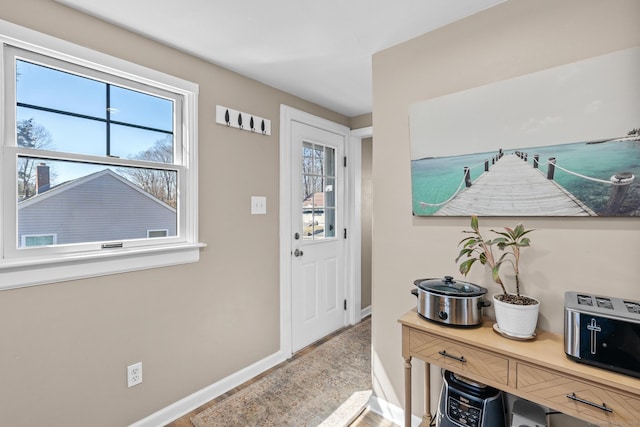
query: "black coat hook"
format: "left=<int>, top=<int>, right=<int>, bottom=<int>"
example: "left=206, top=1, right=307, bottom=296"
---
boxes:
left=261, top=119, right=266, bottom=134
left=224, top=109, right=230, bottom=126
left=250, top=116, right=255, bottom=132
left=237, top=113, right=243, bottom=129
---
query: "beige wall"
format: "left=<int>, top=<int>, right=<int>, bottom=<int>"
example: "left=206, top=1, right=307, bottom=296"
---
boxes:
left=350, top=113, right=373, bottom=130
left=0, top=1, right=349, bottom=426
left=371, top=0, right=640, bottom=418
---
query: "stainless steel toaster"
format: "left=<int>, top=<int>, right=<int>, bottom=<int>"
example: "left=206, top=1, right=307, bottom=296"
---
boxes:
left=564, top=291, right=640, bottom=378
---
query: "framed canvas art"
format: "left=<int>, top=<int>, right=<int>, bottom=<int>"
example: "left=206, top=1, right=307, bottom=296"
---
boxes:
left=409, top=47, right=640, bottom=217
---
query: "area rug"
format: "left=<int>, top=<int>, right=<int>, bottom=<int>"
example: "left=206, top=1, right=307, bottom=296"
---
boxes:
left=191, top=318, right=372, bottom=427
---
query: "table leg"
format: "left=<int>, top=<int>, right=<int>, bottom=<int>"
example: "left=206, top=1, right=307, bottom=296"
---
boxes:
left=404, top=356, right=412, bottom=427
left=423, top=362, right=432, bottom=426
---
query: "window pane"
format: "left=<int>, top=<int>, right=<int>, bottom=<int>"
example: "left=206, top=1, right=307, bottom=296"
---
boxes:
left=314, top=145, right=324, bottom=174
left=324, top=178, right=335, bottom=208
left=148, top=229, right=168, bottom=238
left=302, top=176, right=323, bottom=203
left=301, top=178, right=327, bottom=240
left=303, top=142, right=316, bottom=175
left=324, top=207, right=336, bottom=238
left=17, top=107, right=106, bottom=156
left=16, top=60, right=106, bottom=118
left=110, top=86, right=173, bottom=132
left=23, top=235, right=55, bottom=247
left=17, top=157, right=177, bottom=248
left=325, top=146, right=336, bottom=176
left=302, top=178, right=322, bottom=240
left=300, top=140, right=338, bottom=241
left=110, top=126, right=173, bottom=163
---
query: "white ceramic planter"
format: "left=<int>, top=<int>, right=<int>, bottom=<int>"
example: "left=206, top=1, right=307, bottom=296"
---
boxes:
left=493, top=294, right=540, bottom=338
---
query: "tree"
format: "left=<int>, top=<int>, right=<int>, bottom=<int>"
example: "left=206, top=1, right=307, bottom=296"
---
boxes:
left=302, top=144, right=325, bottom=201
left=17, top=118, right=54, bottom=199
left=119, top=136, right=177, bottom=208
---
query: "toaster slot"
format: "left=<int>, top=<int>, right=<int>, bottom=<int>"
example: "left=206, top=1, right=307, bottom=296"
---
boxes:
left=577, top=294, right=593, bottom=306
left=625, top=301, right=640, bottom=314
left=596, top=297, right=613, bottom=309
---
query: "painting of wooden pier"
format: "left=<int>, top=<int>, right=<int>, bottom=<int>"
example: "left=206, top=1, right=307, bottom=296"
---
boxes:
left=409, top=46, right=640, bottom=217
left=432, top=154, right=595, bottom=216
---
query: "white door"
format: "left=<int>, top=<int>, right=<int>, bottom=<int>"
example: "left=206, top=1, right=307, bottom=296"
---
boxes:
left=291, top=120, right=346, bottom=352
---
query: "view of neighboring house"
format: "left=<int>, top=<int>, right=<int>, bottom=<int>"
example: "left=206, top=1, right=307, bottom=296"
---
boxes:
left=302, top=192, right=325, bottom=236
left=18, top=167, right=176, bottom=247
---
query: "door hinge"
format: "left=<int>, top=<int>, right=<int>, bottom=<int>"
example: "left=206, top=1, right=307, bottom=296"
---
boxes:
left=343, top=228, right=347, bottom=239
left=343, top=156, right=347, bottom=167
left=344, top=299, right=347, bottom=310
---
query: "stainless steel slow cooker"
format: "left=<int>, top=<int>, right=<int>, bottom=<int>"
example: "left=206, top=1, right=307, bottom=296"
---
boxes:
left=411, top=276, right=490, bottom=326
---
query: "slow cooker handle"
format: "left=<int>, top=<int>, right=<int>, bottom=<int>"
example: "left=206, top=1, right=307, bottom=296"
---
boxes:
left=411, top=288, right=418, bottom=297
left=478, top=299, right=491, bottom=308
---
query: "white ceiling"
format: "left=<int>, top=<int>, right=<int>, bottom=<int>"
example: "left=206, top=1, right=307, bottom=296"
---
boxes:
left=56, top=0, right=504, bottom=117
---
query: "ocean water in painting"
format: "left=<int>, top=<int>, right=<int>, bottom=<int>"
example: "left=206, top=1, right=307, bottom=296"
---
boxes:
left=411, top=139, right=640, bottom=216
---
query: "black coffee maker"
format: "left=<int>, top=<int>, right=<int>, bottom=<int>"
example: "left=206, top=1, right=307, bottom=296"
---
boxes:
left=437, top=370, right=506, bottom=427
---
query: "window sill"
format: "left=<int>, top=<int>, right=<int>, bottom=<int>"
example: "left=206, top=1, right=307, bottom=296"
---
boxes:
left=0, top=242, right=206, bottom=291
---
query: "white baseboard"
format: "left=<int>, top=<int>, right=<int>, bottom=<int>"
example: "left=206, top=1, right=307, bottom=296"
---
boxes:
left=360, top=305, right=371, bottom=319
left=130, top=311, right=373, bottom=427
left=368, top=394, right=423, bottom=427
left=128, top=350, right=288, bottom=427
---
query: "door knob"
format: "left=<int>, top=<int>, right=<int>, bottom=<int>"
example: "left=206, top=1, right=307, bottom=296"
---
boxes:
left=294, top=248, right=304, bottom=257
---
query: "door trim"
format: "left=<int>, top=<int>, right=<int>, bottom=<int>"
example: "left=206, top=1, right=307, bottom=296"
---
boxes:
left=279, top=105, right=356, bottom=357
left=349, top=125, right=372, bottom=320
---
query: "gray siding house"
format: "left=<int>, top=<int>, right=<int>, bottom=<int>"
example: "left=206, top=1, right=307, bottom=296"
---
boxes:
left=18, top=169, right=176, bottom=247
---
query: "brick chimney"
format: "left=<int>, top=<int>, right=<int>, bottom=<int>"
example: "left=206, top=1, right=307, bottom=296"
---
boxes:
left=36, top=163, right=50, bottom=194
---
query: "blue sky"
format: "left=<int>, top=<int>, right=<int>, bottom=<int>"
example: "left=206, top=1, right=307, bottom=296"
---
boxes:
left=17, top=59, right=173, bottom=183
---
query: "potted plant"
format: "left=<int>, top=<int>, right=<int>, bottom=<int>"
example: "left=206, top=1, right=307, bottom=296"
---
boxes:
left=455, top=215, right=539, bottom=339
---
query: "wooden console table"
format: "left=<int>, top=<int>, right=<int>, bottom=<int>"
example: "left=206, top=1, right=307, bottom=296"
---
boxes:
left=399, top=309, right=640, bottom=427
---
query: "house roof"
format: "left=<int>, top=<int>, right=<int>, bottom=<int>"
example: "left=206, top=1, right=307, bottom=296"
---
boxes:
left=303, top=192, right=325, bottom=209
left=18, top=169, right=176, bottom=212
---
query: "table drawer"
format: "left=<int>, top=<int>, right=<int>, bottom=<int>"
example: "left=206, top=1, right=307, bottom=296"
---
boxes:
left=517, top=362, right=640, bottom=425
left=408, top=329, right=509, bottom=386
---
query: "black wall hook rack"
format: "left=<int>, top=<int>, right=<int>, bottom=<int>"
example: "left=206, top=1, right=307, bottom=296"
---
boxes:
left=216, top=105, right=271, bottom=136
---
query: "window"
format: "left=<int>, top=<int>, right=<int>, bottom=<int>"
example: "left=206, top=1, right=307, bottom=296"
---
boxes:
left=147, top=229, right=169, bottom=238
left=301, top=141, right=336, bottom=240
left=22, top=234, right=57, bottom=247
left=1, top=21, right=201, bottom=290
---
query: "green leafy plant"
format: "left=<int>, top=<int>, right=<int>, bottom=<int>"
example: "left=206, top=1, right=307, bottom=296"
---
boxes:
left=456, top=215, right=535, bottom=304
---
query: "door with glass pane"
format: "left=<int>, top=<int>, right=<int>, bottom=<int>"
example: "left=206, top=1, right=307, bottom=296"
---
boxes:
left=291, top=121, right=345, bottom=352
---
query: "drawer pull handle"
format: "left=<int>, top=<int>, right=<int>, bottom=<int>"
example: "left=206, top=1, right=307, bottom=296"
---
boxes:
left=566, top=393, right=613, bottom=413
left=438, top=350, right=466, bottom=363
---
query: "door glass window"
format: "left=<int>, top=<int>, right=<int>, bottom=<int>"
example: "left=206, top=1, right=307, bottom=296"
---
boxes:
left=302, top=142, right=336, bottom=240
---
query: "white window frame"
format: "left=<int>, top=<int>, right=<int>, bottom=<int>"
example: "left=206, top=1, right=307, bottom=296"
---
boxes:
left=0, top=19, right=202, bottom=290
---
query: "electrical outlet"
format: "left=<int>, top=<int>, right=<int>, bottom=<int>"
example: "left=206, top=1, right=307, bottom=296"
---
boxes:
left=127, top=362, right=143, bottom=388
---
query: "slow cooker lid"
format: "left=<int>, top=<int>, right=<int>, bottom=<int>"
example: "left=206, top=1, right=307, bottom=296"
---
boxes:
left=414, top=275, right=487, bottom=296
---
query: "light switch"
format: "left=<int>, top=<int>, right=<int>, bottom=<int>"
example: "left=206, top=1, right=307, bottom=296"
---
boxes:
left=251, top=196, right=267, bottom=214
